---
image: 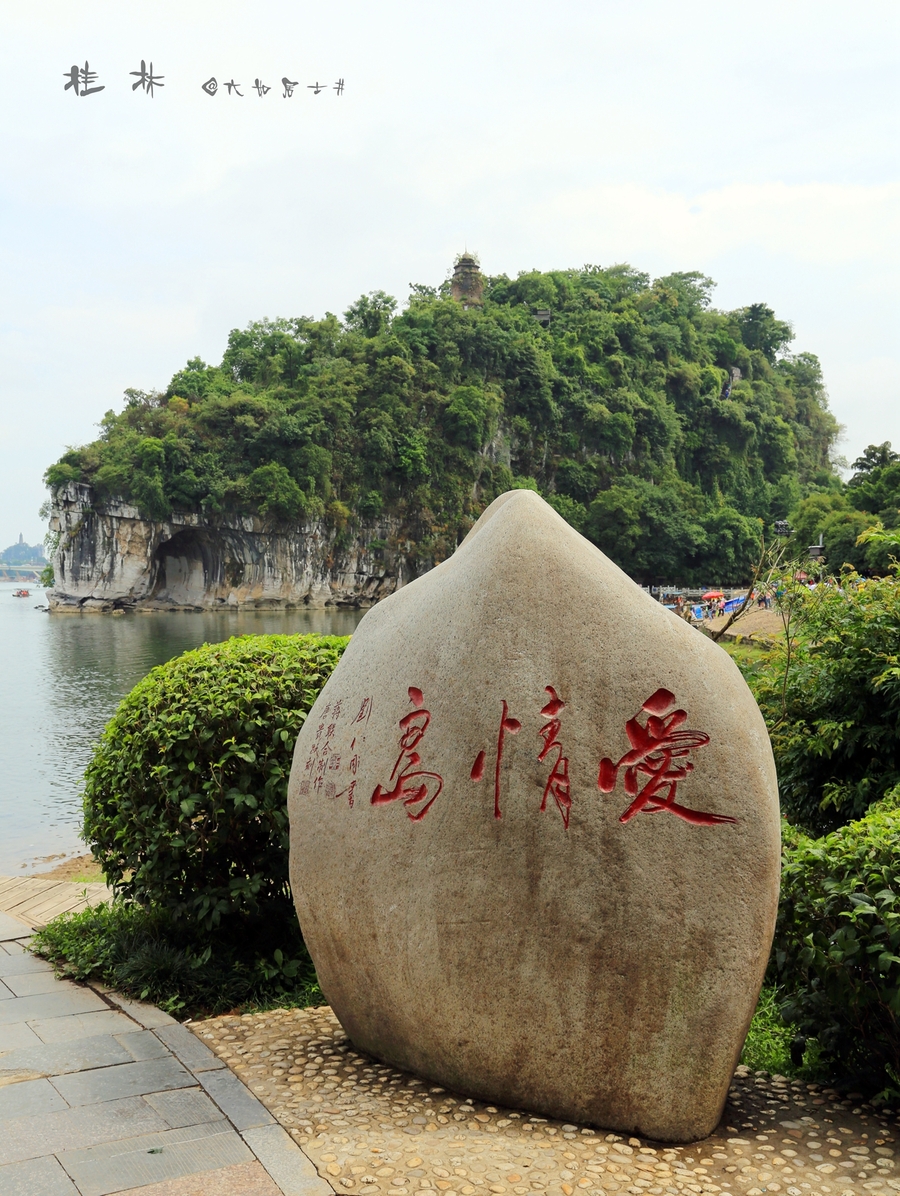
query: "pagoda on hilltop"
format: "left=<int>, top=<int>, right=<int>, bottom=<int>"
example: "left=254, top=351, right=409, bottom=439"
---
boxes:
left=450, top=252, right=484, bottom=308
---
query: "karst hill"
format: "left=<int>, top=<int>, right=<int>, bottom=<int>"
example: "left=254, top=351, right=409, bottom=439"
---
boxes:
left=44, top=260, right=839, bottom=608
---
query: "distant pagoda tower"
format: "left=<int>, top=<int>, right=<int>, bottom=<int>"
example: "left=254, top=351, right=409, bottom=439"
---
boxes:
left=450, top=252, right=484, bottom=308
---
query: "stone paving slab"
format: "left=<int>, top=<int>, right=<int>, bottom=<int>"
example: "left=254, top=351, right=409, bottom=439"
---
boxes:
left=0, top=944, right=55, bottom=974
left=0, top=926, right=341, bottom=1193
left=0, top=1153, right=80, bottom=1195
left=5, top=966, right=72, bottom=996
left=0, top=1094, right=170, bottom=1166
left=31, top=1009, right=140, bottom=1043
left=196, top=1066, right=277, bottom=1130
left=0, top=1030, right=136, bottom=1078
left=243, top=1123, right=336, bottom=1196
left=144, top=1088, right=226, bottom=1129
left=0, top=1074, right=69, bottom=1118
left=94, top=986, right=179, bottom=1031
left=107, top=1159, right=285, bottom=1195
left=0, top=983, right=109, bottom=1025
left=117, top=1030, right=173, bottom=1063
left=51, top=1056, right=195, bottom=1106
left=0, top=910, right=31, bottom=941
left=57, top=1120, right=253, bottom=1196
left=0, top=1018, right=42, bottom=1050
left=0, top=937, right=29, bottom=954
left=155, top=1023, right=226, bottom=1073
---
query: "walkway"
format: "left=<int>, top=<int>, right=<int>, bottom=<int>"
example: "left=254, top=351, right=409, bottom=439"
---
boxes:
left=0, top=874, right=112, bottom=928
left=0, top=903, right=335, bottom=1195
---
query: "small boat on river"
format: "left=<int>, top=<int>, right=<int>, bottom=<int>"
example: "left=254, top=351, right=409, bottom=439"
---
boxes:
left=13, top=588, right=30, bottom=598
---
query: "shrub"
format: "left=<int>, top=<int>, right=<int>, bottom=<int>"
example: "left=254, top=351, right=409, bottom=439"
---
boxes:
left=43, top=459, right=82, bottom=488
left=746, top=571, right=900, bottom=834
left=358, top=490, right=384, bottom=518
left=83, top=634, right=349, bottom=929
left=771, top=791, right=900, bottom=1092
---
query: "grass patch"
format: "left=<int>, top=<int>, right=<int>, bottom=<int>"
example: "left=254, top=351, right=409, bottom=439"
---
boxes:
left=722, top=640, right=769, bottom=666
left=741, top=986, right=826, bottom=1079
left=32, top=901, right=322, bottom=1019
left=741, top=986, right=794, bottom=1073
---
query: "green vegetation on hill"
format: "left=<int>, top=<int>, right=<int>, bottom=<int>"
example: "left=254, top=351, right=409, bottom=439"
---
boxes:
left=45, top=264, right=840, bottom=584
left=786, top=441, right=900, bottom=572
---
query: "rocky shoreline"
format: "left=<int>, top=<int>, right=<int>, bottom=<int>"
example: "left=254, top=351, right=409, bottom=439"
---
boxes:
left=46, top=481, right=418, bottom=612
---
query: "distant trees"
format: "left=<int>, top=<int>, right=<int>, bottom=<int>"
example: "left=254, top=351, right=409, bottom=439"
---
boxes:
left=44, top=263, right=845, bottom=585
left=777, top=441, right=900, bottom=574
left=0, top=539, right=46, bottom=566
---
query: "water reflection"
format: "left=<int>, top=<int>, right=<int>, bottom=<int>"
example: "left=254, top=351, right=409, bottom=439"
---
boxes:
left=0, top=583, right=365, bottom=874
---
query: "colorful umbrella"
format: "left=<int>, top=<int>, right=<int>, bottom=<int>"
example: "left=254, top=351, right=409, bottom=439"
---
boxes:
left=701, top=590, right=724, bottom=600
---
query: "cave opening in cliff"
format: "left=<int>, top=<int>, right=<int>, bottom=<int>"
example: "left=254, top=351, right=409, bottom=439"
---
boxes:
left=151, top=529, right=214, bottom=605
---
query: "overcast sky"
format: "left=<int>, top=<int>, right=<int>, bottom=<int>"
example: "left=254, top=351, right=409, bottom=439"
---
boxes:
left=2, top=0, right=898, bottom=547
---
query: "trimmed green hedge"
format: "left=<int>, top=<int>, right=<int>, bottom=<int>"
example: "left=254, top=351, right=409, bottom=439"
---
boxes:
left=83, top=634, right=348, bottom=929
left=772, top=792, right=900, bottom=1091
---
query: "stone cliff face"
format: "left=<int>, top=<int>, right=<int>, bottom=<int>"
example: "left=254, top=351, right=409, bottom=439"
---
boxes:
left=47, top=483, right=420, bottom=612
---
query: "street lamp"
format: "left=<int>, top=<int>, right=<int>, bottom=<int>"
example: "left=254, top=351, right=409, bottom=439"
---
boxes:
left=807, top=534, right=825, bottom=561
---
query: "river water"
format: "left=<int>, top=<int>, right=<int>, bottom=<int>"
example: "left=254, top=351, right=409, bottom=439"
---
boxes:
left=0, top=581, right=365, bottom=875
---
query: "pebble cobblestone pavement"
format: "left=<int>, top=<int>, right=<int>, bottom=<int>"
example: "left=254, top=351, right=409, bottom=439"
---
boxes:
left=192, top=1005, right=900, bottom=1196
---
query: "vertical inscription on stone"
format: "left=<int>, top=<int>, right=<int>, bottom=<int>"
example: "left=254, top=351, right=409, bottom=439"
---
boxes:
left=371, top=687, right=444, bottom=821
left=470, top=700, right=522, bottom=818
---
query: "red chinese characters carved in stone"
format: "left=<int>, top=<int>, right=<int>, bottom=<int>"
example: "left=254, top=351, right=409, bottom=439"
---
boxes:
left=371, top=687, right=444, bottom=821
left=471, top=701, right=522, bottom=818
left=538, top=685, right=571, bottom=828
left=597, top=687, right=735, bottom=826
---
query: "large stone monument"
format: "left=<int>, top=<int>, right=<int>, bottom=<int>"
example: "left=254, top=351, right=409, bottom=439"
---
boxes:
left=287, top=490, right=780, bottom=1142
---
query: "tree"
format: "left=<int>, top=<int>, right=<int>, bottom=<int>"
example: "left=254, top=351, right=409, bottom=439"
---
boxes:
left=787, top=493, right=872, bottom=572
left=737, top=303, right=793, bottom=363
left=343, top=291, right=397, bottom=338
left=246, top=463, right=306, bottom=521
left=851, top=442, right=899, bottom=477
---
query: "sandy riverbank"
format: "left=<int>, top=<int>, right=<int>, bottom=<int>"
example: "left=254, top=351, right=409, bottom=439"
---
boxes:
left=30, top=852, right=105, bottom=882
left=704, top=607, right=783, bottom=643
